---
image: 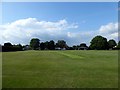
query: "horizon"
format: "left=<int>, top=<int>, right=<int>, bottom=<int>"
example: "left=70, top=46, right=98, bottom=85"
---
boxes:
left=0, top=2, right=118, bottom=46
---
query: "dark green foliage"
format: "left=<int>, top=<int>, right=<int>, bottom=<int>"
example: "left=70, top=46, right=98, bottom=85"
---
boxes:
left=72, top=45, right=80, bottom=50
left=117, top=41, right=120, bottom=48
left=2, top=43, right=23, bottom=52
left=89, top=36, right=108, bottom=50
left=2, top=37, right=119, bottom=51
left=68, top=47, right=74, bottom=50
left=30, top=38, right=40, bottom=50
left=4, top=42, right=12, bottom=47
left=80, top=43, right=87, bottom=47
left=44, top=41, right=50, bottom=50
left=108, top=39, right=117, bottom=49
left=72, top=45, right=77, bottom=50
left=80, top=43, right=88, bottom=48
left=40, top=42, right=45, bottom=50
left=12, top=44, right=23, bottom=51
left=43, top=40, right=55, bottom=50
left=79, top=43, right=88, bottom=50
left=0, top=44, right=2, bottom=51
left=56, top=40, right=67, bottom=49
left=3, top=42, right=13, bottom=51
left=49, top=40, right=55, bottom=50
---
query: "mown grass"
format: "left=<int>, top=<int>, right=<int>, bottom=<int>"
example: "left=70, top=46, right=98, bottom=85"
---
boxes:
left=2, top=50, right=118, bottom=88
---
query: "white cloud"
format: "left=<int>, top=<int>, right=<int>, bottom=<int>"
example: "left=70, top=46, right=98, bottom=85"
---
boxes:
left=0, top=18, right=118, bottom=46
left=99, top=22, right=118, bottom=41
left=0, top=18, right=78, bottom=45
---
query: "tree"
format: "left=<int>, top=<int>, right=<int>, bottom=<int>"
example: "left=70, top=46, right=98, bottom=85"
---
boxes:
left=0, top=44, right=2, bottom=52
left=30, top=38, right=40, bottom=50
left=49, top=40, right=55, bottom=50
left=12, top=44, right=23, bottom=51
left=56, top=40, right=67, bottom=49
left=79, top=43, right=88, bottom=50
left=4, top=42, right=12, bottom=47
left=89, top=36, right=108, bottom=50
left=3, top=42, right=13, bottom=51
left=117, top=41, right=120, bottom=49
left=73, top=45, right=77, bottom=50
left=80, top=43, right=87, bottom=47
left=3, top=43, right=23, bottom=52
left=108, top=39, right=117, bottom=49
left=40, top=42, right=45, bottom=50
left=44, top=41, right=49, bottom=50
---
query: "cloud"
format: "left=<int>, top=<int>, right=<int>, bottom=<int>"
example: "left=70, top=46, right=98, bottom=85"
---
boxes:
left=0, top=18, right=118, bottom=46
left=99, top=22, right=118, bottom=41
left=0, top=18, right=78, bottom=45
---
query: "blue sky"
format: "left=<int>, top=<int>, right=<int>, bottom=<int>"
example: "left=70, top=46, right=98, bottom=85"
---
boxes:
left=1, top=2, right=118, bottom=46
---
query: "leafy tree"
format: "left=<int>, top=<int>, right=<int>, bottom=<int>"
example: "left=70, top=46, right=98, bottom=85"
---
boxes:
left=3, top=43, right=23, bottom=52
left=4, top=42, right=12, bottom=47
left=0, top=44, right=2, bottom=52
left=68, top=47, right=74, bottom=50
left=73, top=45, right=77, bottom=50
left=40, top=42, right=45, bottom=50
left=49, top=40, right=55, bottom=50
left=30, top=38, right=40, bottom=50
left=108, top=39, right=117, bottom=49
left=117, top=41, right=120, bottom=48
left=79, top=43, right=88, bottom=50
left=44, top=41, right=49, bottom=50
left=56, top=40, right=67, bottom=49
left=12, top=44, right=23, bottom=51
left=72, top=45, right=80, bottom=50
left=3, top=42, right=13, bottom=51
left=89, top=36, right=108, bottom=50
left=80, top=43, right=87, bottom=47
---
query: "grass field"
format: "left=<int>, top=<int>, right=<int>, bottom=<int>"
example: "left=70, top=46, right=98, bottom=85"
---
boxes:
left=2, top=50, right=118, bottom=88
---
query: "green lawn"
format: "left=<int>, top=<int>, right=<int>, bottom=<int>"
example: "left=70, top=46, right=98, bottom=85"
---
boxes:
left=2, top=50, right=118, bottom=88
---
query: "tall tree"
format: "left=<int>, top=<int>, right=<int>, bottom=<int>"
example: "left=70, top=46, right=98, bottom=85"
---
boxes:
left=72, top=45, right=77, bottom=50
left=80, top=43, right=87, bottom=47
left=108, top=39, right=117, bottom=49
left=44, top=41, right=49, bottom=50
left=3, top=42, right=13, bottom=51
left=49, top=40, right=55, bottom=50
left=4, top=42, right=12, bottom=47
left=89, top=36, right=108, bottom=50
left=79, top=43, right=88, bottom=50
left=30, top=38, right=40, bottom=50
left=40, top=42, right=45, bottom=50
left=56, top=40, right=67, bottom=49
left=117, top=41, right=120, bottom=48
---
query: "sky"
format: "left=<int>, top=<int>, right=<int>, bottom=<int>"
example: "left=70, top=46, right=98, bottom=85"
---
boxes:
left=0, top=2, right=118, bottom=46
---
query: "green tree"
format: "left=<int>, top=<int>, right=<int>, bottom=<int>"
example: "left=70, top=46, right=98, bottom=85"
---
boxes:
left=3, top=42, right=13, bottom=51
left=4, top=42, right=12, bottom=47
left=80, top=43, right=87, bottom=47
left=40, top=42, right=45, bottom=50
left=56, top=40, right=67, bottom=49
left=49, top=40, right=55, bottom=50
left=73, top=45, right=77, bottom=50
left=30, top=38, right=40, bottom=50
left=44, top=41, right=49, bottom=50
left=108, top=39, right=117, bottom=49
left=89, top=36, right=108, bottom=50
left=117, top=41, right=120, bottom=48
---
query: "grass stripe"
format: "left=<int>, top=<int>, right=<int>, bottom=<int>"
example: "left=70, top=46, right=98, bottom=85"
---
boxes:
left=56, top=51, right=83, bottom=59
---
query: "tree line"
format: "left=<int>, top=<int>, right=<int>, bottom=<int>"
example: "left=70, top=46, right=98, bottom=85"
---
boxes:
left=1, top=35, right=120, bottom=52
